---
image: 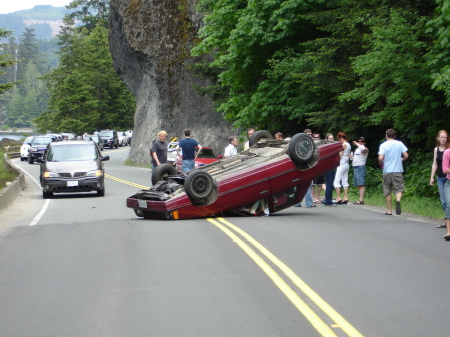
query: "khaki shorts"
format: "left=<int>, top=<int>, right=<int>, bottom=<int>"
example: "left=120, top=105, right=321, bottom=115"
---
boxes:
left=382, top=173, right=404, bottom=196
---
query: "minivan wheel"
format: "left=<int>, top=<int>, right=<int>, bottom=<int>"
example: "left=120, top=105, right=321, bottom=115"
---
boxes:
left=43, top=190, right=53, bottom=199
left=97, top=187, right=105, bottom=197
left=28, top=157, right=34, bottom=164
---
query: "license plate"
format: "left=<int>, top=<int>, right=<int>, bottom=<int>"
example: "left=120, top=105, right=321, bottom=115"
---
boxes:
left=67, top=181, right=78, bottom=187
left=138, top=200, right=147, bottom=208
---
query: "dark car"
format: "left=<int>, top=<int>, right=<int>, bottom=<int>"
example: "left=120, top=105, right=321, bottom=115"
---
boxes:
left=175, top=146, right=223, bottom=173
left=37, top=141, right=110, bottom=198
left=99, top=130, right=118, bottom=148
left=28, top=135, right=55, bottom=164
left=126, top=131, right=342, bottom=220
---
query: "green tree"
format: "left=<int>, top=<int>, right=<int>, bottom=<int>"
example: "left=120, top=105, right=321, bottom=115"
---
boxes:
left=0, top=29, right=18, bottom=94
left=36, top=21, right=135, bottom=134
left=67, top=0, right=109, bottom=30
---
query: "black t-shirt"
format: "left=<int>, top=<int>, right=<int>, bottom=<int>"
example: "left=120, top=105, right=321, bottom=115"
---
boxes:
left=151, top=140, right=167, bottom=165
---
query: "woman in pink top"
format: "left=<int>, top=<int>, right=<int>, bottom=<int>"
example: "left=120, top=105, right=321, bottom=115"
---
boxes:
left=442, top=148, right=450, bottom=240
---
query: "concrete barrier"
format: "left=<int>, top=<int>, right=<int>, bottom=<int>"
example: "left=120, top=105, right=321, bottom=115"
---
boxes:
left=0, top=155, right=27, bottom=213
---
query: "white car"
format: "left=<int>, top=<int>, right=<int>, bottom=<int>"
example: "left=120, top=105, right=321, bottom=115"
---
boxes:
left=20, top=136, right=34, bottom=161
left=117, top=131, right=129, bottom=147
left=166, top=142, right=179, bottom=166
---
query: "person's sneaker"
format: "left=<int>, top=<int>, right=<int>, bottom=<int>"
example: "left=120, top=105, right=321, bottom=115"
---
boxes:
left=294, top=203, right=302, bottom=207
left=396, top=201, right=401, bottom=215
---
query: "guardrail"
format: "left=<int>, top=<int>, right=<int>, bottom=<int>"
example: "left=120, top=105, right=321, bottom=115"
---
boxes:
left=0, top=155, right=26, bottom=213
left=3, top=146, right=20, bottom=158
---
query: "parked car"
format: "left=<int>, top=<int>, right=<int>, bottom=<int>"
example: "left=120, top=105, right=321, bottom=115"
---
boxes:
left=37, top=140, right=110, bottom=198
left=166, top=142, right=179, bottom=166
left=85, top=134, right=104, bottom=150
left=99, top=130, right=118, bottom=148
left=117, top=131, right=129, bottom=147
left=28, top=135, right=54, bottom=164
left=126, top=131, right=342, bottom=220
left=174, top=146, right=222, bottom=173
left=20, top=136, right=34, bottom=161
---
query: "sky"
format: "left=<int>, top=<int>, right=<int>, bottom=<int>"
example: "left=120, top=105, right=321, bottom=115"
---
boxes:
left=0, top=0, right=72, bottom=14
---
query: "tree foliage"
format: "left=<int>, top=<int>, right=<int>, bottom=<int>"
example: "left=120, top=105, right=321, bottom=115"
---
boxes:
left=193, top=0, right=449, bottom=147
left=35, top=18, right=135, bottom=134
left=0, top=29, right=17, bottom=95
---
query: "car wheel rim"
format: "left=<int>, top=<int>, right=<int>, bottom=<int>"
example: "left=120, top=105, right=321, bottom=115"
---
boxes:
left=192, top=176, right=208, bottom=194
left=296, top=139, right=313, bottom=159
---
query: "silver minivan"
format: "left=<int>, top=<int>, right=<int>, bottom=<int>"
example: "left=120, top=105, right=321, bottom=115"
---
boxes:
left=38, top=141, right=109, bottom=198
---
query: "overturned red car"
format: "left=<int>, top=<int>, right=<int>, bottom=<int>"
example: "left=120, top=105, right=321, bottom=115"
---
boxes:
left=126, top=131, right=342, bottom=220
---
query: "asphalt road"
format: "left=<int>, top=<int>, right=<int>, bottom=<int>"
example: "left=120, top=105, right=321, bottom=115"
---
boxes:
left=0, top=147, right=449, bottom=337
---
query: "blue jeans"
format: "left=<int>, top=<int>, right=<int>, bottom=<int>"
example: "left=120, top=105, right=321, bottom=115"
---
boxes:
left=437, top=176, right=447, bottom=212
left=305, top=182, right=313, bottom=207
left=182, top=159, right=195, bottom=172
left=324, top=169, right=336, bottom=205
left=444, top=179, right=450, bottom=219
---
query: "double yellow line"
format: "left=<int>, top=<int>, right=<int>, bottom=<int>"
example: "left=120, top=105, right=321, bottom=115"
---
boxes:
left=105, top=174, right=149, bottom=190
left=207, top=217, right=364, bottom=337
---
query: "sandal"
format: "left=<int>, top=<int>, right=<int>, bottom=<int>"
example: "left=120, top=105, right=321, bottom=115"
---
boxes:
left=314, top=200, right=322, bottom=204
left=353, top=201, right=364, bottom=205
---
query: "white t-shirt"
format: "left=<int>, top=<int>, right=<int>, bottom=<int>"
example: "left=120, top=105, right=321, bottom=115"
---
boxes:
left=224, top=143, right=237, bottom=157
left=352, top=145, right=368, bottom=166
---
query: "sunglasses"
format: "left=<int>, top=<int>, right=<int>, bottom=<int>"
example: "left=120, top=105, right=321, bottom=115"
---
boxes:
left=313, top=136, right=320, bottom=139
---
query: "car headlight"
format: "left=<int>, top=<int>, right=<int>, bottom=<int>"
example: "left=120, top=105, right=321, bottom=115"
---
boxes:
left=43, top=172, right=59, bottom=178
left=86, top=170, right=102, bottom=177
left=31, top=147, right=37, bottom=151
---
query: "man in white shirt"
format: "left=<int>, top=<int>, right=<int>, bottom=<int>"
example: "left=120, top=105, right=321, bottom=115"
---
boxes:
left=224, top=136, right=238, bottom=157
left=378, top=129, right=408, bottom=215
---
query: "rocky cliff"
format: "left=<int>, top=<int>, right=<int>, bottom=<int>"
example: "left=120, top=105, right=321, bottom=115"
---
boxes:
left=108, top=0, right=233, bottom=164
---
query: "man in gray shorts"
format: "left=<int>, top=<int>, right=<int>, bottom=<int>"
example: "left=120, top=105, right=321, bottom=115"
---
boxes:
left=378, top=129, right=409, bottom=215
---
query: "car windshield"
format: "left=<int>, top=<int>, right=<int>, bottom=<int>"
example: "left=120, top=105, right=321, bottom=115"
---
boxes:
left=47, top=145, right=98, bottom=162
left=197, top=149, right=216, bottom=159
left=32, top=137, right=53, bottom=145
left=99, top=131, right=113, bottom=137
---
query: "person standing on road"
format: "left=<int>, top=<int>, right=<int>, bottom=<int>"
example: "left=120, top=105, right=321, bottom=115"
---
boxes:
left=441, top=147, right=450, bottom=240
left=177, top=129, right=202, bottom=172
left=312, top=132, right=325, bottom=204
left=243, top=128, right=255, bottom=151
left=430, top=130, right=450, bottom=228
left=275, top=132, right=284, bottom=140
left=151, top=130, right=168, bottom=169
left=224, top=136, right=239, bottom=157
left=378, top=128, right=408, bottom=215
left=323, top=133, right=337, bottom=207
left=351, top=136, right=369, bottom=205
left=333, top=131, right=351, bottom=204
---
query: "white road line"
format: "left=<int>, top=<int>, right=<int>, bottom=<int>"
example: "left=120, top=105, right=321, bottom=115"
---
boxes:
left=12, top=160, right=50, bottom=226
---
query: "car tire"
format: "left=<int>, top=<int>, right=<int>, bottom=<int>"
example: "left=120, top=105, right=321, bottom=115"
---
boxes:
left=249, top=130, right=273, bottom=147
left=20, top=156, right=24, bottom=161
left=288, top=133, right=315, bottom=163
left=28, top=156, right=34, bottom=164
left=97, top=187, right=105, bottom=197
left=42, top=190, right=53, bottom=199
left=184, top=170, right=215, bottom=201
left=151, top=164, right=178, bottom=185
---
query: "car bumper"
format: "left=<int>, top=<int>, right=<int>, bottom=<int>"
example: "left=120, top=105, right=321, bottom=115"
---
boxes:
left=42, top=177, right=104, bottom=193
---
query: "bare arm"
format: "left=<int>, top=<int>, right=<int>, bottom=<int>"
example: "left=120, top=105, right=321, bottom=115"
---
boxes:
left=430, top=147, right=438, bottom=185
